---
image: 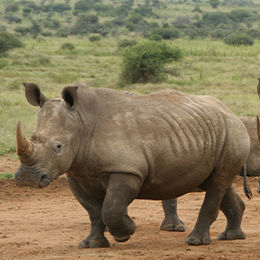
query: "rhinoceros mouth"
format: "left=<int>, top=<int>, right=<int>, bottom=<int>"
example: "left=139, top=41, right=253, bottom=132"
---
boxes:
left=39, top=174, right=51, bottom=188
left=15, top=166, right=52, bottom=188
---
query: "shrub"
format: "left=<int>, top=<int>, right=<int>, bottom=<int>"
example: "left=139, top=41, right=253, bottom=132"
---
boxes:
left=120, top=41, right=182, bottom=83
left=127, top=13, right=144, bottom=24
left=15, top=26, right=30, bottom=36
left=224, top=33, right=254, bottom=46
left=228, top=9, right=250, bottom=22
left=149, top=34, right=162, bottom=41
left=5, top=4, right=19, bottom=13
left=56, top=28, right=69, bottom=37
left=89, top=35, right=101, bottom=42
left=112, top=16, right=127, bottom=26
left=52, top=3, right=72, bottom=15
left=202, top=12, right=228, bottom=26
left=74, top=0, right=92, bottom=14
left=117, top=39, right=137, bottom=49
left=209, top=0, right=220, bottom=8
left=41, top=31, right=53, bottom=37
left=246, top=29, right=260, bottom=39
left=150, top=27, right=180, bottom=40
left=61, top=42, right=75, bottom=50
left=44, top=19, right=61, bottom=29
left=0, top=32, right=23, bottom=54
left=4, top=15, right=22, bottom=24
left=70, top=14, right=99, bottom=34
left=133, top=6, right=158, bottom=18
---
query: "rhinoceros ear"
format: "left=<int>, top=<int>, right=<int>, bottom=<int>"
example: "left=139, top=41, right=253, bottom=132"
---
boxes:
left=62, top=86, right=78, bottom=110
left=23, top=82, right=49, bottom=108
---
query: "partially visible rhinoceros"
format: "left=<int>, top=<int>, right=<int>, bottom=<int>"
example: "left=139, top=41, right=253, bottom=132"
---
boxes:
left=161, top=116, right=260, bottom=232
left=15, top=82, right=250, bottom=248
left=239, top=116, right=260, bottom=194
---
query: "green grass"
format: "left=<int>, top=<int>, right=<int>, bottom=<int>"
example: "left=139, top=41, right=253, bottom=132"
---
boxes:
left=0, top=172, right=15, bottom=179
left=2, top=0, right=260, bottom=157
left=1, top=36, right=260, bottom=157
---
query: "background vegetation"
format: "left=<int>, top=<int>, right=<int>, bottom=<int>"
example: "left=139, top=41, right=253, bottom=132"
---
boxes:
left=1, top=0, right=260, bottom=158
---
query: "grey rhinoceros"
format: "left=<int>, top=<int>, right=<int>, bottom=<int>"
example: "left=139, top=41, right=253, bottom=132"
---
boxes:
left=15, top=82, right=250, bottom=248
left=161, top=116, right=260, bottom=233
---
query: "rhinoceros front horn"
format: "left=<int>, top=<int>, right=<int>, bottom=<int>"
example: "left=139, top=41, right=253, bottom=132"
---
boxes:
left=16, top=120, right=34, bottom=158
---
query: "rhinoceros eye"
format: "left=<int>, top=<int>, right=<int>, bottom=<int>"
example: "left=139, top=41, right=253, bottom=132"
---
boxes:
left=53, top=140, right=62, bottom=153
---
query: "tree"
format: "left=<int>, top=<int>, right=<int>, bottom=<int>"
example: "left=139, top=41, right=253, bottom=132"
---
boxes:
left=30, top=21, right=42, bottom=39
left=120, top=40, right=182, bottom=83
left=5, top=4, right=19, bottom=13
left=4, top=15, right=22, bottom=25
left=23, top=7, right=32, bottom=17
left=202, top=12, right=228, bottom=26
left=209, top=0, right=220, bottom=8
left=15, top=26, right=31, bottom=36
left=70, top=14, right=99, bottom=34
left=74, top=0, right=92, bottom=14
left=224, top=33, right=254, bottom=46
left=52, top=4, right=72, bottom=16
left=0, top=32, right=23, bottom=54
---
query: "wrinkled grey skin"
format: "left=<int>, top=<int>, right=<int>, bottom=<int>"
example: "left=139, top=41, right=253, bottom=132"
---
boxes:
left=162, top=116, right=260, bottom=232
left=15, top=82, right=250, bottom=248
left=239, top=117, right=260, bottom=194
left=238, top=117, right=260, bottom=177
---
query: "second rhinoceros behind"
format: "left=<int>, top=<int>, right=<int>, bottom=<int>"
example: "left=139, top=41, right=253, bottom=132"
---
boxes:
left=15, top=82, right=250, bottom=248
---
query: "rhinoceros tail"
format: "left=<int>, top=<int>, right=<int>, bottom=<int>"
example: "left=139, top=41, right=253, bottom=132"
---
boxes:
left=242, top=164, right=252, bottom=199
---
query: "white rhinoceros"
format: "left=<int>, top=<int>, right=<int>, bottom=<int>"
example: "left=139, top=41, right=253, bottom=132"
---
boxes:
left=15, top=82, right=250, bottom=248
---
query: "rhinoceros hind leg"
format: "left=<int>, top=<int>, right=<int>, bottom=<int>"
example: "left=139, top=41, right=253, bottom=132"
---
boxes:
left=217, top=229, right=246, bottom=241
left=160, top=199, right=185, bottom=232
left=160, top=220, right=185, bottom=232
left=218, top=185, right=246, bottom=241
left=78, top=236, right=110, bottom=248
left=185, top=234, right=211, bottom=245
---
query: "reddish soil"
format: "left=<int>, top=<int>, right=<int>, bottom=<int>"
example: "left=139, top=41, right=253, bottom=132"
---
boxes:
left=1, top=158, right=260, bottom=260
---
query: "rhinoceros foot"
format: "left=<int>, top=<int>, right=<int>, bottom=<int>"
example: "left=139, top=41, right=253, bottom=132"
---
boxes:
left=160, top=219, right=186, bottom=232
left=78, top=237, right=110, bottom=248
left=185, top=234, right=211, bottom=245
left=217, top=229, right=246, bottom=240
left=109, top=220, right=136, bottom=243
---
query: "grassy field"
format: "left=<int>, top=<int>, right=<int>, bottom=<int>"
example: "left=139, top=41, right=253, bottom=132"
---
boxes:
left=1, top=0, right=260, bottom=157
left=1, top=36, right=260, bottom=158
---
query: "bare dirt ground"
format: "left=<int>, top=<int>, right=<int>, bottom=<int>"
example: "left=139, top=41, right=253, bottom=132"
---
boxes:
left=1, top=158, right=260, bottom=260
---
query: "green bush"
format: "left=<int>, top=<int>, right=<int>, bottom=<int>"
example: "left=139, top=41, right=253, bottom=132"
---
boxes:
left=0, top=32, right=23, bottom=54
left=149, top=34, right=162, bottom=41
left=89, top=35, right=101, bottom=42
left=41, top=31, right=53, bottom=37
left=150, top=27, right=180, bottom=40
left=61, top=42, right=75, bottom=50
left=56, top=28, right=69, bottom=37
left=117, top=39, right=137, bottom=49
left=120, top=41, right=182, bottom=84
left=202, top=12, right=228, bottom=26
left=70, top=14, right=99, bottom=34
left=224, top=33, right=254, bottom=46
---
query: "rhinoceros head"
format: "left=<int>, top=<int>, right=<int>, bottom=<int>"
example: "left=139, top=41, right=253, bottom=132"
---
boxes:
left=15, top=82, right=80, bottom=188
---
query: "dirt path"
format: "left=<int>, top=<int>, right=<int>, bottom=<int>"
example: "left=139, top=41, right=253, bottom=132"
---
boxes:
left=1, top=158, right=260, bottom=260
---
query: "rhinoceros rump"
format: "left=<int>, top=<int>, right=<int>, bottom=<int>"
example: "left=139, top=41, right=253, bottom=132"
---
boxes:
left=15, top=82, right=250, bottom=248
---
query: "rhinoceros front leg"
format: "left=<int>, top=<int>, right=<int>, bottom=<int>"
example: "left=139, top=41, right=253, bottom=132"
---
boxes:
left=217, top=185, right=246, bottom=241
left=66, top=175, right=109, bottom=248
left=102, top=173, right=142, bottom=243
left=160, top=199, right=185, bottom=232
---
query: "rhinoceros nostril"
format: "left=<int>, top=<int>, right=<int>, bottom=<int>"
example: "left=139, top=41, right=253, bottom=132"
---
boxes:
left=39, top=174, right=50, bottom=188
